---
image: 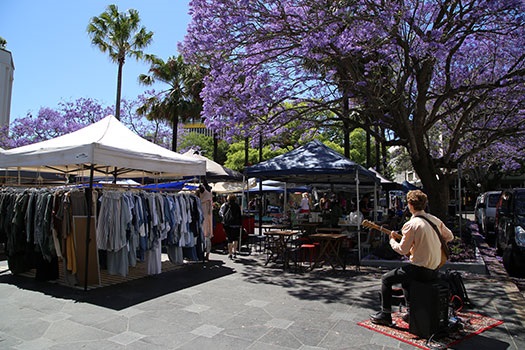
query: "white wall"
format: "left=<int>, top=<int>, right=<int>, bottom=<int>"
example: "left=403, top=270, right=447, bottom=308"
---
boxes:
left=0, top=49, right=14, bottom=128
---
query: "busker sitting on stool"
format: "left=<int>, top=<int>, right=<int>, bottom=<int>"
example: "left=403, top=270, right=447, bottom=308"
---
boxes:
left=370, top=190, right=454, bottom=326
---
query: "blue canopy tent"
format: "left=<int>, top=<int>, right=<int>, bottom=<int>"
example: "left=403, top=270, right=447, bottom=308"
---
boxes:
left=245, top=139, right=380, bottom=262
left=246, top=140, right=378, bottom=186
left=402, top=180, right=421, bottom=192
left=248, top=184, right=284, bottom=193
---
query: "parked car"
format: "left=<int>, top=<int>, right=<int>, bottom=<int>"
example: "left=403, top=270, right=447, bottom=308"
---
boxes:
left=495, top=188, right=525, bottom=275
left=474, top=190, right=502, bottom=238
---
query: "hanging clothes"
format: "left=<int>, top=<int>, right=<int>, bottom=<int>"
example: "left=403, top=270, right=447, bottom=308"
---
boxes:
left=1, top=187, right=205, bottom=281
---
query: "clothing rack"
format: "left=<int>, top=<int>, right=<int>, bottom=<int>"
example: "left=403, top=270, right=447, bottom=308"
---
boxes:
left=0, top=183, right=206, bottom=291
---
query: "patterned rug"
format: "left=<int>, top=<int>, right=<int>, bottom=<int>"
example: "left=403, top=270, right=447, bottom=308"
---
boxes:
left=358, top=311, right=503, bottom=349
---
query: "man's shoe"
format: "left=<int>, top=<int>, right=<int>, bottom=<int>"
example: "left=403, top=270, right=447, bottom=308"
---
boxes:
left=401, top=312, right=410, bottom=323
left=370, top=311, right=393, bottom=326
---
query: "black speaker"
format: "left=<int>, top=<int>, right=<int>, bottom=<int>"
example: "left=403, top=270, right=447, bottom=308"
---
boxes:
left=409, top=279, right=449, bottom=338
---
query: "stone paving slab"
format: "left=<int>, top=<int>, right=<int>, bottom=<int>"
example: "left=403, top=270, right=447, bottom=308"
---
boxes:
left=0, top=249, right=523, bottom=349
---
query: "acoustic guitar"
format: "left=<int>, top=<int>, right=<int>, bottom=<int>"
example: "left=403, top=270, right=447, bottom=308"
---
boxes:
left=361, top=220, right=402, bottom=240
left=361, top=219, right=448, bottom=268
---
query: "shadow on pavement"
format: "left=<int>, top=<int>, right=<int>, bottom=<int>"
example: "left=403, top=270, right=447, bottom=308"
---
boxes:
left=235, top=254, right=382, bottom=309
left=0, top=259, right=234, bottom=311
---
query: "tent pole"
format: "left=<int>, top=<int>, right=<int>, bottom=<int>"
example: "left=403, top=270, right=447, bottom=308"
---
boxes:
left=258, top=179, right=263, bottom=235
left=374, top=181, right=378, bottom=222
left=458, top=164, right=462, bottom=239
left=84, top=164, right=95, bottom=291
left=239, top=175, right=247, bottom=255
left=284, top=182, right=287, bottom=226
left=356, top=169, right=361, bottom=264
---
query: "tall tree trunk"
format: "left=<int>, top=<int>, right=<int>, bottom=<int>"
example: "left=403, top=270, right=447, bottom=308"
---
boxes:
left=171, top=114, right=179, bottom=152
left=343, top=119, right=350, bottom=158
left=244, top=137, right=249, bottom=166
left=115, top=60, right=124, bottom=120
left=408, top=58, right=450, bottom=219
left=374, top=125, right=380, bottom=172
left=342, top=86, right=351, bottom=158
left=411, top=155, right=450, bottom=220
left=213, top=131, right=218, bottom=162
left=366, top=131, right=371, bottom=168
left=381, top=128, right=388, bottom=172
left=259, top=133, right=263, bottom=162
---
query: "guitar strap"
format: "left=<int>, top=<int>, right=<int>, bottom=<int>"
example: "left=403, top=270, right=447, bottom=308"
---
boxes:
left=415, top=215, right=450, bottom=260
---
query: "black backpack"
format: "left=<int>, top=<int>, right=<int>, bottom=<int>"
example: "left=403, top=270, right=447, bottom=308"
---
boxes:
left=441, top=269, right=473, bottom=310
left=222, top=204, right=232, bottom=225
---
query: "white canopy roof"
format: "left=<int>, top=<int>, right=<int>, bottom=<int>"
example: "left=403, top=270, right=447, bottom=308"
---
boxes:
left=0, top=115, right=206, bottom=178
left=211, top=178, right=257, bottom=194
left=182, top=149, right=243, bottom=181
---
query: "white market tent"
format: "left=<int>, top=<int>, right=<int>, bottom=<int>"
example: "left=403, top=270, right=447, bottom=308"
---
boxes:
left=0, top=115, right=206, bottom=290
left=182, top=149, right=243, bottom=181
left=212, top=178, right=257, bottom=194
left=0, top=115, right=206, bottom=179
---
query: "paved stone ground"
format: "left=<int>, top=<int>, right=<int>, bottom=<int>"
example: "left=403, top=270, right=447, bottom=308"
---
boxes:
left=0, top=244, right=524, bottom=350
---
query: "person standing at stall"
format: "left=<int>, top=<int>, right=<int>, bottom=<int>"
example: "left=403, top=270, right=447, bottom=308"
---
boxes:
left=299, top=192, right=311, bottom=213
left=360, top=194, right=373, bottom=219
left=197, top=182, right=214, bottom=261
left=220, top=194, right=242, bottom=260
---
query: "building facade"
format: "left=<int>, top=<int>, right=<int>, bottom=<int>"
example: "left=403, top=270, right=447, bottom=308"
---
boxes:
left=0, top=48, right=14, bottom=127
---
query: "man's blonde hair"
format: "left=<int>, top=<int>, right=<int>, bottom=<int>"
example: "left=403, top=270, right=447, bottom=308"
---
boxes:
left=406, top=190, right=427, bottom=211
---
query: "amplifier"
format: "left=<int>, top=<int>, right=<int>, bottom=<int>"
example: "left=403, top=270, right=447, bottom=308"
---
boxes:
left=409, top=279, right=449, bottom=338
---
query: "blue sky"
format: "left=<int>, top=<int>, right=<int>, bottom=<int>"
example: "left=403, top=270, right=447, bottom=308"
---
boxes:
left=1, top=0, right=191, bottom=121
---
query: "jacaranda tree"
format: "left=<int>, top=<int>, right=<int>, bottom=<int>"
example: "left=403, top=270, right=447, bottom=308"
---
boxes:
left=181, top=0, right=525, bottom=218
left=0, top=97, right=173, bottom=150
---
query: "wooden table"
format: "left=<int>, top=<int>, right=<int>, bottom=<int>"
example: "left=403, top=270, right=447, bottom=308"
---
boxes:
left=308, top=233, right=347, bottom=270
left=316, top=227, right=345, bottom=234
left=296, top=222, right=321, bottom=235
left=263, top=230, right=296, bottom=267
left=338, top=223, right=359, bottom=238
left=255, top=223, right=289, bottom=232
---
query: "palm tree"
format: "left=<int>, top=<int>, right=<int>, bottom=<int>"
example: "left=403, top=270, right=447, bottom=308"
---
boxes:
left=87, top=4, right=153, bottom=120
left=138, top=55, right=205, bottom=151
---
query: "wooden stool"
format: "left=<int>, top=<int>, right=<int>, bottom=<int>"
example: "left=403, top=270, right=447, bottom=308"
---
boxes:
left=300, top=244, right=316, bottom=267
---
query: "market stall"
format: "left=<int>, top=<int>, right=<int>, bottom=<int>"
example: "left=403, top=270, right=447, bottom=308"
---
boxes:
left=0, top=115, right=206, bottom=290
left=245, top=140, right=380, bottom=262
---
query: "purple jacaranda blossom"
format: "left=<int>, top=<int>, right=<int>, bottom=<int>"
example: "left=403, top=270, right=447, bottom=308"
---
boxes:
left=0, top=97, right=176, bottom=150
left=181, top=0, right=525, bottom=217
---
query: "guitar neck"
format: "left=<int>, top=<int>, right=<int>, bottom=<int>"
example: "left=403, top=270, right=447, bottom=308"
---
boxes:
left=361, top=220, right=402, bottom=240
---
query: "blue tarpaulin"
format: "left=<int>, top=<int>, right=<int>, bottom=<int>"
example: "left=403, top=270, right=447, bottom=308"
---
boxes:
left=141, top=181, right=193, bottom=191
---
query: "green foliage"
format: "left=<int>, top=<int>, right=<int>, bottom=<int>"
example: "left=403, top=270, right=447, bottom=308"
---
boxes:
left=323, top=140, right=344, bottom=155
left=390, top=146, right=412, bottom=174
left=263, top=145, right=288, bottom=161
left=224, top=141, right=257, bottom=171
left=137, top=55, right=205, bottom=151
left=223, top=141, right=288, bottom=171
left=179, top=132, right=229, bottom=164
left=349, top=129, right=366, bottom=164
